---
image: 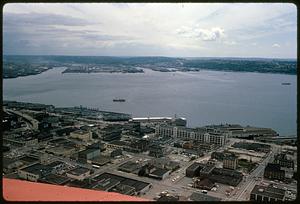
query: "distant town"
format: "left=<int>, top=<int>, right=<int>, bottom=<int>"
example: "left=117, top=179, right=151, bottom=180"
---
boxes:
left=3, top=55, right=297, bottom=78
left=3, top=100, right=297, bottom=201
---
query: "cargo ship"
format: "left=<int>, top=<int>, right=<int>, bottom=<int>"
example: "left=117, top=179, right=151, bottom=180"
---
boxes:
left=113, top=98, right=126, bottom=102
left=281, top=82, right=291, bottom=85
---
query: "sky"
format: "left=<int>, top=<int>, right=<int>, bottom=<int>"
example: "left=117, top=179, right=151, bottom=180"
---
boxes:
left=3, top=3, right=297, bottom=58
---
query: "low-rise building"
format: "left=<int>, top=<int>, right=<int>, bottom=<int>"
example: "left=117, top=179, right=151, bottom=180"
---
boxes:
left=18, top=163, right=52, bottom=182
left=186, top=163, right=204, bottom=178
left=66, top=167, right=91, bottom=181
left=189, top=192, right=221, bottom=201
left=70, top=130, right=92, bottom=142
left=148, top=168, right=171, bottom=180
left=250, top=185, right=286, bottom=201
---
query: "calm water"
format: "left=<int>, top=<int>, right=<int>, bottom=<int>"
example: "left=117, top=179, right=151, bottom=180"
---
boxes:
left=3, top=67, right=297, bottom=136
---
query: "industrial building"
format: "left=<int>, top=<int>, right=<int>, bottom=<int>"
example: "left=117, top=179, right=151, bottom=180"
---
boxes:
left=250, top=185, right=286, bottom=201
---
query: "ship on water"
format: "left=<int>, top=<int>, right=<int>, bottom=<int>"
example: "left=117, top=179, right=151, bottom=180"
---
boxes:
left=113, top=98, right=126, bottom=102
left=281, top=82, right=291, bottom=85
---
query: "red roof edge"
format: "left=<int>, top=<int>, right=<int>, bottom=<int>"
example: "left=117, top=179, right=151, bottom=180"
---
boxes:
left=3, top=178, right=151, bottom=202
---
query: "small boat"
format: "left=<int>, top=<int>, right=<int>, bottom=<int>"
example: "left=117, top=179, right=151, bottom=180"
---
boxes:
left=113, top=98, right=126, bottom=102
left=281, top=83, right=291, bottom=85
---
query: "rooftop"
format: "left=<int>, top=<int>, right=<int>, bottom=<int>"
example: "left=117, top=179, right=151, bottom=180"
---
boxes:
left=67, top=167, right=90, bottom=176
left=20, top=163, right=52, bottom=176
left=251, top=185, right=286, bottom=200
left=3, top=178, right=148, bottom=201
left=149, top=168, right=170, bottom=177
left=189, top=192, right=221, bottom=201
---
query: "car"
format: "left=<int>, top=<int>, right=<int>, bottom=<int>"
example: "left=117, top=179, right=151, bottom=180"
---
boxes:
left=201, top=190, right=208, bottom=194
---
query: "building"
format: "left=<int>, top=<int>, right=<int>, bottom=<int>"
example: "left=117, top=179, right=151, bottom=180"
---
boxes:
left=223, top=154, right=238, bottom=170
left=199, top=164, right=215, bottom=178
left=46, top=146, right=76, bottom=157
left=106, top=140, right=129, bottom=150
left=78, top=148, right=101, bottom=160
left=209, top=168, right=243, bottom=186
left=18, top=163, right=52, bottom=182
left=118, top=161, right=141, bottom=173
left=100, top=124, right=122, bottom=141
left=156, top=125, right=227, bottom=146
left=70, top=130, right=92, bottom=142
left=88, top=156, right=111, bottom=166
left=40, top=174, right=70, bottom=185
left=148, top=144, right=164, bottom=158
left=92, top=173, right=152, bottom=196
left=148, top=168, right=171, bottom=180
left=3, top=137, right=39, bottom=147
left=149, top=158, right=180, bottom=171
left=264, top=163, right=285, bottom=181
left=274, top=153, right=294, bottom=169
left=189, top=192, right=221, bottom=201
left=186, top=163, right=204, bottom=178
left=193, top=178, right=215, bottom=190
left=250, top=185, right=286, bottom=201
left=66, top=167, right=91, bottom=181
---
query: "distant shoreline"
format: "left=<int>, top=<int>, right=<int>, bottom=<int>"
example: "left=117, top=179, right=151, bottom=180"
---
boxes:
left=3, top=55, right=297, bottom=78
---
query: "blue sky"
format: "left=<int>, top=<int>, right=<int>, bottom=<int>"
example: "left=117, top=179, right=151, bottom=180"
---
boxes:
left=3, top=3, right=297, bottom=58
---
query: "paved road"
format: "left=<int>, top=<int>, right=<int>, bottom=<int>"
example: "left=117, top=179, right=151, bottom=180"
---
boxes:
left=5, top=108, right=39, bottom=130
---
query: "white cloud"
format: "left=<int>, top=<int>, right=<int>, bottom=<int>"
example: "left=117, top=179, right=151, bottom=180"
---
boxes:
left=177, top=26, right=225, bottom=41
left=3, top=3, right=297, bottom=58
left=272, top=43, right=281, bottom=48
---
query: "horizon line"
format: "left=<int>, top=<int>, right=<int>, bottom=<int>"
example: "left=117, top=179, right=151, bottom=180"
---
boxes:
left=3, top=54, right=297, bottom=60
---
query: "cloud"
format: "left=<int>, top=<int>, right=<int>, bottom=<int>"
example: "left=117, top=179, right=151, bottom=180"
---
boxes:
left=272, top=43, right=281, bottom=48
left=3, top=12, right=98, bottom=27
left=177, top=26, right=225, bottom=41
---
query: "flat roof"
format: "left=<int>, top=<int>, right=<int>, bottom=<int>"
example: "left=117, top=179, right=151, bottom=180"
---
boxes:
left=93, top=173, right=151, bottom=192
left=190, top=192, right=221, bottom=201
left=3, top=178, right=148, bottom=201
left=40, top=174, right=70, bottom=185
left=46, top=161, right=64, bottom=168
left=186, top=163, right=204, bottom=171
left=251, top=185, right=285, bottom=200
left=67, top=167, right=90, bottom=176
left=118, top=161, right=140, bottom=172
left=20, top=163, right=52, bottom=175
left=149, top=168, right=170, bottom=177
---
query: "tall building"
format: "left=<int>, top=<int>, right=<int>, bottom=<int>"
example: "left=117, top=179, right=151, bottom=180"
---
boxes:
left=223, top=154, right=238, bottom=170
left=264, top=163, right=285, bottom=181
